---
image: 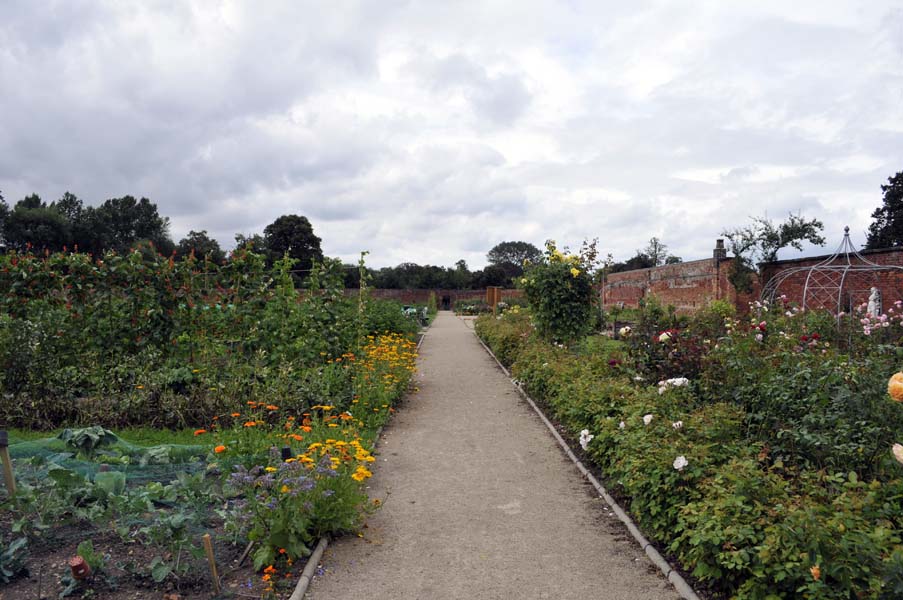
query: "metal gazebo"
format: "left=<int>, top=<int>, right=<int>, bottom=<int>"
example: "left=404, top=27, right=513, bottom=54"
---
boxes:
left=760, top=227, right=903, bottom=314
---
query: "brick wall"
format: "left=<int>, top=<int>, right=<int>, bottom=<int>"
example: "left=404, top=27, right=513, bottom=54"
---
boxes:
left=347, top=288, right=523, bottom=308
left=603, top=257, right=751, bottom=313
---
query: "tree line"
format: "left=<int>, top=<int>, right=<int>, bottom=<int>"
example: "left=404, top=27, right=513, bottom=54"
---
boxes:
left=2, top=168, right=899, bottom=289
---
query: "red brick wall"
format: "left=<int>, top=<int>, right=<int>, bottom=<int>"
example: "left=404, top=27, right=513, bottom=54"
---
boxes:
left=604, top=258, right=726, bottom=313
left=346, top=288, right=523, bottom=306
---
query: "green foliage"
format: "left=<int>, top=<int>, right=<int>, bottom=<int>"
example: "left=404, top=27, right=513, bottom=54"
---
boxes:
left=0, top=535, right=28, bottom=583
left=0, top=248, right=421, bottom=429
left=474, top=311, right=533, bottom=366
left=521, top=240, right=596, bottom=343
left=176, top=229, right=225, bottom=263
left=364, top=299, right=420, bottom=337
left=57, top=426, right=119, bottom=459
left=262, top=214, right=323, bottom=273
left=478, top=294, right=903, bottom=600
left=723, top=211, right=826, bottom=265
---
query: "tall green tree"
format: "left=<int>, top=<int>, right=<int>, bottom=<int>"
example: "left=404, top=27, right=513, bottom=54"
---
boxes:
left=722, top=212, right=825, bottom=290
left=262, top=214, right=323, bottom=272
left=3, top=194, right=72, bottom=252
left=177, top=230, right=225, bottom=263
left=486, top=240, right=542, bottom=284
left=79, top=196, right=173, bottom=255
left=866, top=170, right=903, bottom=249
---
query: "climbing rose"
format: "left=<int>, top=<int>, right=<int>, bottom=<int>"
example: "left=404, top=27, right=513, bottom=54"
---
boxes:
left=673, top=456, right=688, bottom=471
left=643, top=414, right=654, bottom=426
left=889, top=373, right=903, bottom=402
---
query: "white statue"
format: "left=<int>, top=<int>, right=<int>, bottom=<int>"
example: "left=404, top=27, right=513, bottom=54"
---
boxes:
left=868, top=286, right=881, bottom=316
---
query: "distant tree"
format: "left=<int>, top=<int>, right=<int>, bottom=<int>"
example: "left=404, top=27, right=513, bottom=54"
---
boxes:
left=487, top=240, right=542, bottom=282
left=723, top=212, right=825, bottom=264
left=722, top=212, right=825, bottom=291
left=866, top=170, right=903, bottom=249
left=610, top=252, right=655, bottom=273
left=234, top=233, right=266, bottom=254
left=665, top=255, right=682, bottom=264
left=262, top=214, right=323, bottom=272
left=177, top=230, right=225, bottom=264
left=472, top=264, right=509, bottom=287
left=0, top=192, right=9, bottom=248
left=487, top=241, right=542, bottom=266
left=3, top=194, right=71, bottom=252
left=644, top=237, right=668, bottom=266
left=79, top=196, right=173, bottom=255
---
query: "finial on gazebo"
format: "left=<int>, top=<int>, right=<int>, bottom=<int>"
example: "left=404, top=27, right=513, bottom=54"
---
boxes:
left=844, top=226, right=850, bottom=235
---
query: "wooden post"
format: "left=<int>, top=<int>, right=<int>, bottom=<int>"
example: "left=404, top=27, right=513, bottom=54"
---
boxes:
left=202, top=533, right=221, bottom=594
left=0, top=430, right=16, bottom=497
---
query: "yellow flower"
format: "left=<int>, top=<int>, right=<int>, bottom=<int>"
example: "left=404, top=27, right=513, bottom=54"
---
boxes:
left=351, top=465, right=373, bottom=481
left=281, top=484, right=290, bottom=493
left=265, top=466, right=277, bottom=473
left=889, top=373, right=903, bottom=401
left=570, top=267, right=580, bottom=277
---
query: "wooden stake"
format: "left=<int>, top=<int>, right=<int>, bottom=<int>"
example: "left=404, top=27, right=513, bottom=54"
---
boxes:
left=202, top=533, right=221, bottom=595
left=0, top=430, right=15, bottom=497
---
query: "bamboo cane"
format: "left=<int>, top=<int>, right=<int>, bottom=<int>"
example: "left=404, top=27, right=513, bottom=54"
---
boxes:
left=0, top=430, right=15, bottom=497
left=202, top=533, right=221, bottom=594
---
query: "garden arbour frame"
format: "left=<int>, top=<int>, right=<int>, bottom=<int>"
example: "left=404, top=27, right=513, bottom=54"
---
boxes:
left=761, top=226, right=903, bottom=315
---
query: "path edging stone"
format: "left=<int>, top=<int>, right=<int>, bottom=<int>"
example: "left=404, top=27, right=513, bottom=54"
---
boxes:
left=472, top=327, right=701, bottom=600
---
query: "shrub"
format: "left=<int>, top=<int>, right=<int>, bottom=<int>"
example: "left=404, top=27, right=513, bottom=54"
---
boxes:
left=521, top=240, right=595, bottom=343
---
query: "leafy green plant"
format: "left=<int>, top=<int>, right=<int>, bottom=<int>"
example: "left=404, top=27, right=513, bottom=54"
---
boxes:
left=0, top=535, right=28, bottom=583
left=57, top=427, right=119, bottom=459
left=521, top=240, right=596, bottom=343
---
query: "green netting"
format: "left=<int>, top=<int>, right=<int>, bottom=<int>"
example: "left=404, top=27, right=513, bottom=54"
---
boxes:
left=8, top=435, right=208, bottom=487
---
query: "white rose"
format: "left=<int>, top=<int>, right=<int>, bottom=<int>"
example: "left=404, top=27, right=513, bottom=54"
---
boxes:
left=643, top=414, right=654, bottom=426
left=673, top=455, right=688, bottom=471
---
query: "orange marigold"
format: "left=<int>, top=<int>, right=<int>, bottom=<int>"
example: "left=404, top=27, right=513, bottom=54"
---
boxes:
left=244, top=421, right=257, bottom=427
left=214, top=445, right=227, bottom=453
left=194, top=429, right=207, bottom=436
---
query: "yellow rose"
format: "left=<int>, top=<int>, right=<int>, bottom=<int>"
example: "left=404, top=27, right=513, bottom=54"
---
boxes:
left=889, top=372, right=903, bottom=401
left=570, top=267, right=580, bottom=278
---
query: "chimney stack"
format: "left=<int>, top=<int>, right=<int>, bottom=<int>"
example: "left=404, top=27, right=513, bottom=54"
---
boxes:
left=713, top=239, right=727, bottom=260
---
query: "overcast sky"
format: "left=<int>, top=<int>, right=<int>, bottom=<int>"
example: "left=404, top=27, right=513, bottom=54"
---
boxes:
left=1, top=1, right=902, bottom=269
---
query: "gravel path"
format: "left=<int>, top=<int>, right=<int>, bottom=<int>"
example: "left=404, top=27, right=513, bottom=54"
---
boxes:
left=306, top=311, right=680, bottom=600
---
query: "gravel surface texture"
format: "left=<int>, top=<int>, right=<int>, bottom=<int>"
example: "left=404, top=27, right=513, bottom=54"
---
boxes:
left=306, top=311, right=680, bottom=600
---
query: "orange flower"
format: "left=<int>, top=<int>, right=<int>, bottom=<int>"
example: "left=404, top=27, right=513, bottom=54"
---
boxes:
left=266, top=404, right=279, bottom=411
left=290, top=434, right=304, bottom=441
left=810, top=565, right=821, bottom=581
left=264, top=565, right=277, bottom=574
left=890, top=373, right=903, bottom=402
left=214, top=445, right=226, bottom=453
left=230, top=412, right=240, bottom=417
left=194, top=429, right=207, bottom=436
left=300, top=426, right=312, bottom=433
left=244, top=421, right=257, bottom=427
